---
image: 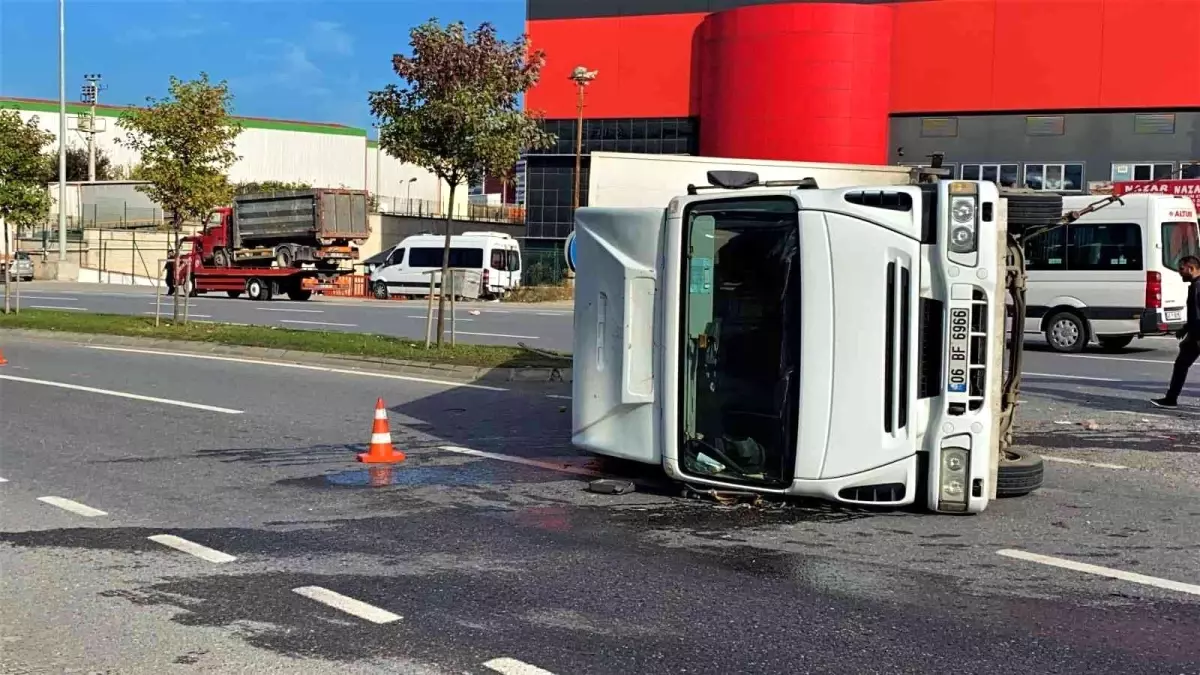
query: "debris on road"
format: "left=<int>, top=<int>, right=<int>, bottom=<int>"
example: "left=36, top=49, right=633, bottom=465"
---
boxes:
left=587, top=478, right=636, bottom=495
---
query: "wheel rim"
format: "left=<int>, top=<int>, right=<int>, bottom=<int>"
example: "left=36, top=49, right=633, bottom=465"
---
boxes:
left=1049, top=318, right=1079, bottom=349
left=249, top=280, right=261, bottom=296
left=374, top=283, right=387, bottom=298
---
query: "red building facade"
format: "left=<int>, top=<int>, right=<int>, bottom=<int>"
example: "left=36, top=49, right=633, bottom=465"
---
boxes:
left=521, top=0, right=1200, bottom=242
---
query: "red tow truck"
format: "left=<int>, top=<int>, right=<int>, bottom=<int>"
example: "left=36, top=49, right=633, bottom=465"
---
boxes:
left=164, top=189, right=369, bottom=301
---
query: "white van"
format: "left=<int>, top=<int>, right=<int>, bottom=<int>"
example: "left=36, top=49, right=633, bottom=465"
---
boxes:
left=369, top=231, right=522, bottom=299
left=1023, top=194, right=1200, bottom=352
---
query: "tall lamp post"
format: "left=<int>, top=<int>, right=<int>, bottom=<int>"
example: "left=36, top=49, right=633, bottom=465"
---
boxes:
left=569, top=66, right=597, bottom=211
left=57, top=0, right=67, bottom=264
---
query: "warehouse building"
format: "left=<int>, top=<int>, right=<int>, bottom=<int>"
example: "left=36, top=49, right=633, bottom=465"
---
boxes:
left=522, top=0, right=1200, bottom=245
left=0, top=96, right=465, bottom=216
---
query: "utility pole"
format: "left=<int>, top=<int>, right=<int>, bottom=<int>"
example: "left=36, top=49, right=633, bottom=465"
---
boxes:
left=568, top=66, right=597, bottom=211
left=80, top=73, right=105, bottom=181
left=57, top=0, right=66, bottom=263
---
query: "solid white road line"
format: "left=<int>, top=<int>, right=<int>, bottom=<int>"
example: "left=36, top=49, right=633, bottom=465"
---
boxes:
left=484, top=657, right=558, bottom=675
left=0, top=477, right=8, bottom=483
left=1041, top=455, right=1129, bottom=470
left=1066, top=354, right=1174, bottom=366
left=441, top=445, right=603, bottom=478
left=143, top=311, right=213, bottom=318
left=997, top=549, right=1200, bottom=597
left=18, top=295, right=78, bottom=301
left=452, top=331, right=539, bottom=339
left=405, top=315, right=475, bottom=322
left=545, top=394, right=571, bottom=400
left=0, top=374, right=243, bottom=414
left=1024, top=372, right=1121, bottom=382
left=280, top=319, right=357, bottom=327
left=292, top=586, right=401, bottom=624
left=37, top=496, right=107, bottom=517
left=257, top=307, right=324, bottom=313
left=85, top=345, right=508, bottom=391
left=148, top=534, right=237, bottom=563
left=28, top=305, right=88, bottom=311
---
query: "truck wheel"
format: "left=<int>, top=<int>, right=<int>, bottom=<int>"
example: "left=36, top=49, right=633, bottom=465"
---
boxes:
left=246, top=277, right=272, bottom=301
left=372, top=281, right=389, bottom=299
left=214, top=249, right=231, bottom=268
left=275, top=247, right=293, bottom=268
left=997, top=448, right=1044, bottom=498
left=1044, top=311, right=1088, bottom=353
left=226, top=291, right=242, bottom=299
left=287, top=289, right=313, bottom=301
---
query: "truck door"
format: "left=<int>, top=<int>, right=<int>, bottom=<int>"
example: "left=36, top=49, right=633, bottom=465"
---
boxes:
left=571, top=207, right=665, bottom=464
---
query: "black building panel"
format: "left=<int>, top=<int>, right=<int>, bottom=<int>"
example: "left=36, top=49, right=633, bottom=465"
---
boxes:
left=528, top=0, right=899, bottom=20
left=889, top=111, right=1200, bottom=188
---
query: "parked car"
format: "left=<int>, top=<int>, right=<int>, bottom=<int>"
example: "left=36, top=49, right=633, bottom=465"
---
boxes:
left=2, top=252, right=34, bottom=282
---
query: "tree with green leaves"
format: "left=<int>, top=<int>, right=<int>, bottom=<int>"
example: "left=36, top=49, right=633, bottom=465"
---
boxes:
left=117, top=73, right=242, bottom=321
left=233, top=180, right=311, bottom=195
left=0, top=110, right=54, bottom=313
left=40, top=145, right=116, bottom=183
left=369, top=19, right=554, bottom=346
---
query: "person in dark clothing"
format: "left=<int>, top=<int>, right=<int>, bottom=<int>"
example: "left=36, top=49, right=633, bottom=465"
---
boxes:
left=1152, top=255, right=1200, bottom=409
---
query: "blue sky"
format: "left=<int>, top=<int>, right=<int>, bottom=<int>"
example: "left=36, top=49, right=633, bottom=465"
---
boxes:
left=0, top=0, right=527, bottom=131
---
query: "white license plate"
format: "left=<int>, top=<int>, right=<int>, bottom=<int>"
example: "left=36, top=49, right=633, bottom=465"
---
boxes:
left=1166, top=310, right=1182, bottom=322
left=947, top=307, right=971, bottom=393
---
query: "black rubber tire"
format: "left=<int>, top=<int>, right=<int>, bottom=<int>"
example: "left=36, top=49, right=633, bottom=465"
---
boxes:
left=372, top=281, right=390, bottom=299
left=287, top=289, right=313, bottom=301
left=246, top=277, right=272, bottom=301
left=1098, top=336, right=1134, bottom=352
left=1002, top=192, right=1063, bottom=229
left=213, top=249, right=231, bottom=268
left=275, top=247, right=293, bottom=268
left=997, top=448, right=1044, bottom=498
left=1044, top=310, right=1088, bottom=353
left=226, top=290, right=242, bottom=299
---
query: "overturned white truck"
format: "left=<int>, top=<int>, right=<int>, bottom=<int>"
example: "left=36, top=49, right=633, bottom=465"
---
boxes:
left=571, top=156, right=1060, bottom=514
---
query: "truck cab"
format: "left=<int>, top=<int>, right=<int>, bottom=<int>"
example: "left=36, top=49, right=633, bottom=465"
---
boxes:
left=572, top=172, right=1007, bottom=514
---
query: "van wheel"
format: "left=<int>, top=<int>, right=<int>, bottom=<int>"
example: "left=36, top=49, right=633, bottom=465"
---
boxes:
left=246, top=277, right=272, bottom=301
left=997, top=448, right=1044, bottom=498
left=1098, top=336, right=1134, bottom=352
left=372, top=281, right=390, bottom=299
left=1045, top=311, right=1087, bottom=353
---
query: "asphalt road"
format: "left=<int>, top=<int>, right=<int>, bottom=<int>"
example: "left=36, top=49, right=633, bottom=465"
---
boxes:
left=2, top=334, right=1198, bottom=673
left=5, top=281, right=576, bottom=351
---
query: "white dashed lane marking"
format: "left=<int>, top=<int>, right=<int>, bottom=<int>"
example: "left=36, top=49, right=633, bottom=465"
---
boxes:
left=37, top=496, right=107, bottom=517
left=1041, top=456, right=1129, bottom=470
left=148, top=535, right=237, bottom=563
left=484, top=657, right=558, bottom=675
left=0, top=374, right=243, bottom=414
left=292, top=586, right=401, bottom=624
left=998, top=549, right=1200, bottom=597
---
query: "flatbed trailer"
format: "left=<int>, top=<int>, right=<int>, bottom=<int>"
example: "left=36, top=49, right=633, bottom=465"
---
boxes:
left=171, top=261, right=344, bottom=301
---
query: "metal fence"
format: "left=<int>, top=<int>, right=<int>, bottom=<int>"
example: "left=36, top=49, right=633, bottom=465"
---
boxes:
left=374, top=195, right=525, bottom=224
left=521, top=247, right=567, bottom=286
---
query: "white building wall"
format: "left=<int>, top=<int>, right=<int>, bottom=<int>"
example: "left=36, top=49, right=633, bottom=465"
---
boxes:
left=366, top=144, right=469, bottom=217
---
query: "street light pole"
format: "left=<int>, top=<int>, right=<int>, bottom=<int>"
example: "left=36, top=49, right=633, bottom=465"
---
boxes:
left=568, top=66, right=597, bottom=211
left=57, top=0, right=67, bottom=262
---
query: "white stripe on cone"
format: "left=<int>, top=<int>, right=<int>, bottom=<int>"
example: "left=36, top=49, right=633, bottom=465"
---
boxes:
left=370, top=433, right=392, bottom=444
left=375, top=408, right=387, bottom=419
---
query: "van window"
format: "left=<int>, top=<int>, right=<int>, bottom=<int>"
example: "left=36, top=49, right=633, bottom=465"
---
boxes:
left=1067, top=223, right=1142, bottom=271
left=407, top=246, right=484, bottom=268
left=507, top=249, right=521, bottom=271
left=387, top=248, right=405, bottom=266
left=1024, top=227, right=1066, bottom=270
left=1162, top=221, right=1200, bottom=270
left=490, top=249, right=507, bottom=270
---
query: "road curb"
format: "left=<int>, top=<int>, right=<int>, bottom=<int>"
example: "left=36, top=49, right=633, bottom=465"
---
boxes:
left=0, top=328, right=573, bottom=385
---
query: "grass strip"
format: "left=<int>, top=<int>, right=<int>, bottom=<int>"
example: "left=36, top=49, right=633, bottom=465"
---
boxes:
left=0, top=309, right=571, bottom=369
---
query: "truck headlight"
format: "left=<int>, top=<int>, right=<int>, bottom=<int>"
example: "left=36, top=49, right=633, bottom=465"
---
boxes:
left=939, top=447, right=969, bottom=504
left=948, top=197, right=977, bottom=254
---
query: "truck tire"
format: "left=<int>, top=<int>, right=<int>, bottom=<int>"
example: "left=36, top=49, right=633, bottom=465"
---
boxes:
left=213, top=249, right=231, bottom=268
left=246, top=277, right=272, bottom=301
left=372, top=281, right=389, bottom=299
left=275, top=247, right=294, bottom=268
left=287, top=289, right=313, bottom=301
left=997, top=448, right=1044, bottom=498
left=226, top=290, right=242, bottom=299
left=1001, top=192, right=1063, bottom=230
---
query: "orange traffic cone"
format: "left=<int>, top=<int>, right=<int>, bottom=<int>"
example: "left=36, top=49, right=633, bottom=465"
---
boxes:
left=0, top=348, right=7, bottom=366
left=356, top=398, right=406, bottom=463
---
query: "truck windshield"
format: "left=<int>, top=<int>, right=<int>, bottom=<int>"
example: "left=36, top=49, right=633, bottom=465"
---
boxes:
left=678, top=196, right=801, bottom=488
left=1162, top=221, right=1200, bottom=270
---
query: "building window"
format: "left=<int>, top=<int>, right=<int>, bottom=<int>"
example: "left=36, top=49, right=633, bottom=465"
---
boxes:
left=1024, top=163, right=1084, bottom=192
left=529, top=116, right=698, bottom=158
left=1026, top=116, right=1065, bottom=136
left=920, top=117, right=958, bottom=138
left=1112, top=162, right=1174, bottom=182
left=1182, top=163, right=1200, bottom=179
left=1024, top=223, right=1143, bottom=271
left=1134, top=113, right=1176, bottom=134
left=962, top=163, right=1020, bottom=187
